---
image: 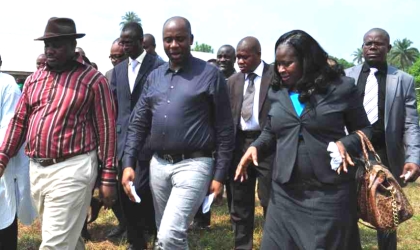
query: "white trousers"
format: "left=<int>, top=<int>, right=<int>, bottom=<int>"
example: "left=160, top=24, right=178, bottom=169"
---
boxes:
left=30, top=151, right=98, bottom=250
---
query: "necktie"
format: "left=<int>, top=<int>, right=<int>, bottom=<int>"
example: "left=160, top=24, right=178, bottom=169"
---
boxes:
left=131, top=60, right=138, bottom=73
left=363, top=68, right=379, bottom=124
left=241, top=73, right=257, bottom=122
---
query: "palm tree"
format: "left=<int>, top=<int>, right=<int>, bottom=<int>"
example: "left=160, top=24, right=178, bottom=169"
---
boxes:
left=351, top=48, right=363, bottom=64
left=388, top=38, right=419, bottom=71
left=120, top=11, right=141, bottom=28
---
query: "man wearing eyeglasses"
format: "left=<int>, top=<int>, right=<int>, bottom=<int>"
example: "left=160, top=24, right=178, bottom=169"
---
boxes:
left=346, top=28, right=420, bottom=250
left=105, top=39, right=126, bottom=84
left=110, top=21, right=164, bottom=250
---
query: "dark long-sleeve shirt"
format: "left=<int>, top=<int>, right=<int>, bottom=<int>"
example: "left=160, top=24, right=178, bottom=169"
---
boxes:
left=122, top=55, right=234, bottom=182
left=356, top=62, right=387, bottom=149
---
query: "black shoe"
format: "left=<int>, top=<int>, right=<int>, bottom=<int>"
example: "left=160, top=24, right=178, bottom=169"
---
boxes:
left=81, top=226, right=92, bottom=241
left=106, top=224, right=127, bottom=238
left=189, top=221, right=210, bottom=231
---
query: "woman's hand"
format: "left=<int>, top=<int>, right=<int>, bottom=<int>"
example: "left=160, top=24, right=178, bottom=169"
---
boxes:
left=234, top=146, right=258, bottom=182
left=335, top=141, right=354, bottom=174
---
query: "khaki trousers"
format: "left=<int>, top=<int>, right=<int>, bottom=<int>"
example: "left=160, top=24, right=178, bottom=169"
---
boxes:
left=30, top=151, right=98, bottom=250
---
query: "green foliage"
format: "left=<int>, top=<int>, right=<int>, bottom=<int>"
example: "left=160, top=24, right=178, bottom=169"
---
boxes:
left=120, top=11, right=142, bottom=28
left=352, top=48, right=363, bottom=64
left=408, top=58, right=420, bottom=113
left=329, top=56, right=355, bottom=69
left=388, top=38, right=419, bottom=71
left=191, top=42, right=214, bottom=53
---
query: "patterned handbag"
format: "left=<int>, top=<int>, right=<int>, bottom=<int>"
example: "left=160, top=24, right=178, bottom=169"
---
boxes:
left=355, top=130, right=413, bottom=231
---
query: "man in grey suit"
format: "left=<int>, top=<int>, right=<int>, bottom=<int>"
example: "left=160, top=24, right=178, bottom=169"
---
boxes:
left=105, top=39, right=126, bottom=83
left=345, top=28, right=420, bottom=250
left=111, top=22, right=164, bottom=250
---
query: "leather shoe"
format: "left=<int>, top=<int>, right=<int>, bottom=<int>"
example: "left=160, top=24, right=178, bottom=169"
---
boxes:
left=106, top=224, right=127, bottom=238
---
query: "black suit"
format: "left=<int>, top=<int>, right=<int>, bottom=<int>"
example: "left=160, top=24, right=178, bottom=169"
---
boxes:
left=227, top=62, right=274, bottom=250
left=111, top=53, right=164, bottom=249
left=254, top=77, right=371, bottom=249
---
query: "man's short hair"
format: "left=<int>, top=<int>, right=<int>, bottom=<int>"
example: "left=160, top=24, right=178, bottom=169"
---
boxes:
left=122, top=22, right=144, bottom=40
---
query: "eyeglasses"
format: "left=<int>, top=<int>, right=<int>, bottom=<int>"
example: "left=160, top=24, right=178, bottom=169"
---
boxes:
left=109, top=54, right=125, bottom=60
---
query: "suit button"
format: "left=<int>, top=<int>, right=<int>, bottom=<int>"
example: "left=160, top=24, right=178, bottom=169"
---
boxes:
left=167, top=100, right=170, bottom=103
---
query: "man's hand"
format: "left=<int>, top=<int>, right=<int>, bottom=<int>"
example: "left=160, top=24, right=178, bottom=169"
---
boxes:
left=208, top=180, right=223, bottom=200
left=121, top=167, right=136, bottom=202
left=400, top=163, right=420, bottom=183
left=99, top=184, right=117, bottom=209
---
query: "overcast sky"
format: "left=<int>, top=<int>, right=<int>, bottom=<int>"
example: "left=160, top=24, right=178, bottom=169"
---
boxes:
left=0, top=0, right=419, bottom=74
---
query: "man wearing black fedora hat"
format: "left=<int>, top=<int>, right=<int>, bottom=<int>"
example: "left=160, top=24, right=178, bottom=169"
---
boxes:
left=0, top=17, right=118, bottom=250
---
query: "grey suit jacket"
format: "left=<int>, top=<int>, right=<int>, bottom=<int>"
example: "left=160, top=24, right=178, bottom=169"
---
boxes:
left=105, top=69, right=112, bottom=83
left=345, top=65, right=420, bottom=176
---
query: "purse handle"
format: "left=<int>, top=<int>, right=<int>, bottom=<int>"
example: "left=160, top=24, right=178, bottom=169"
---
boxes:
left=355, top=130, right=382, bottom=167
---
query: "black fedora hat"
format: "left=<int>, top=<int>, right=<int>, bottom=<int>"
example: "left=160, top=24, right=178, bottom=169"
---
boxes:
left=35, top=17, right=85, bottom=41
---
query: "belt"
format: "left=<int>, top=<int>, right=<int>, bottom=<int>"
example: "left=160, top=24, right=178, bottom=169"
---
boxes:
left=238, top=130, right=261, bottom=139
left=31, top=153, right=80, bottom=167
left=156, top=150, right=212, bottom=164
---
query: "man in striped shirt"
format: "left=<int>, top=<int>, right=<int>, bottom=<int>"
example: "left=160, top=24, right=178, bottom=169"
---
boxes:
left=0, top=17, right=118, bottom=250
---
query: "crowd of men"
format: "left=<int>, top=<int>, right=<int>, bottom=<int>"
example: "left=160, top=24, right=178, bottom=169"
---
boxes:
left=0, top=15, right=419, bottom=250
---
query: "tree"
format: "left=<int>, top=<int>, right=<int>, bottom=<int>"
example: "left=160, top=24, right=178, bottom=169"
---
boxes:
left=407, top=58, right=420, bottom=114
left=351, top=48, right=363, bottom=64
left=388, top=38, right=420, bottom=71
left=191, top=42, right=214, bottom=53
left=120, top=11, right=141, bottom=28
left=329, top=56, right=354, bottom=70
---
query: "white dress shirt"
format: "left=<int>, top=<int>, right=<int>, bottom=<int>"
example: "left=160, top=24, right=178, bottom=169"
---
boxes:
left=240, top=61, right=264, bottom=131
left=0, top=72, right=37, bottom=229
left=128, top=50, right=147, bottom=93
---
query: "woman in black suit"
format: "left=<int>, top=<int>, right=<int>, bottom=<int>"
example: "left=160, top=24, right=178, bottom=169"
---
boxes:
left=235, top=30, right=371, bottom=250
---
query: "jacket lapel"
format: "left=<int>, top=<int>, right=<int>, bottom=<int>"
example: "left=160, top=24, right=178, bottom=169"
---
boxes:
left=385, top=66, right=399, bottom=129
left=120, top=59, right=131, bottom=96
left=233, top=74, right=245, bottom=125
left=301, top=82, right=337, bottom=118
left=347, top=65, right=363, bottom=86
left=258, top=63, right=272, bottom=112
left=278, top=88, right=298, bottom=117
left=133, top=53, right=153, bottom=91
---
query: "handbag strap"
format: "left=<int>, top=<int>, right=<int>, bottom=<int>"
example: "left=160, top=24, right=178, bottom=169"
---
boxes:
left=355, top=131, right=369, bottom=163
left=355, top=130, right=382, bottom=164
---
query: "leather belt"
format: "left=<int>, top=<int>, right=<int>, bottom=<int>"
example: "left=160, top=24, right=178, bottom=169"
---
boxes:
left=31, top=153, right=80, bottom=167
left=156, top=150, right=212, bottom=164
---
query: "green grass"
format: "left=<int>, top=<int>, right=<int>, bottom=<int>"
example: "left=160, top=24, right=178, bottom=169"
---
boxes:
left=18, top=182, right=420, bottom=249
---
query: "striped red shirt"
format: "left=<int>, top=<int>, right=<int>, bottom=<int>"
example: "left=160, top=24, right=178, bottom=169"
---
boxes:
left=0, top=56, right=118, bottom=185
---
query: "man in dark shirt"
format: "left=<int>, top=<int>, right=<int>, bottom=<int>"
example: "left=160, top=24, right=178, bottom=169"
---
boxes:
left=121, top=16, right=234, bottom=249
left=217, top=44, right=236, bottom=80
left=346, top=28, right=420, bottom=250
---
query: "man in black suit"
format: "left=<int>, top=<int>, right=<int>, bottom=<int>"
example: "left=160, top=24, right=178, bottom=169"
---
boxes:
left=227, top=37, right=273, bottom=250
left=105, top=38, right=126, bottom=84
left=111, top=22, right=164, bottom=250
left=217, top=45, right=236, bottom=80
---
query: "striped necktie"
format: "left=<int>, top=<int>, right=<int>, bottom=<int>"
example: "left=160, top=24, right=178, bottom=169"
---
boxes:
left=241, top=73, right=257, bottom=121
left=363, top=68, right=379, bottom=124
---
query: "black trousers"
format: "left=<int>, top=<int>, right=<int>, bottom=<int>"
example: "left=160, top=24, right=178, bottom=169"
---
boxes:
left=228, top=132, right=273, bottom=250
left=0, top=216, right=17, bottom=250
left=119, top=160, right=156, bottom=249
left=375, top=148, right=397, bottom=250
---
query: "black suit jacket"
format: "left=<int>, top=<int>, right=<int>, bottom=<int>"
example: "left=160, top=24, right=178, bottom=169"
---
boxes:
left=228, top=62, right=274, bottom=134
left=253, top=76, right=372, bottom=184
left=228, top=62, right=274, bottom=170
left=111, top=53, right=164, bottom=162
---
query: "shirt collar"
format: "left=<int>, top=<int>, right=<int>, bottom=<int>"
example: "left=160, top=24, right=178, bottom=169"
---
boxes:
left=129, top=50, right=147, bottom=66
left=245, top=61, right=264, bottom=80
left=165, top=54, right=194, bottom=74
left=362, top=61, right=387, bottom=74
